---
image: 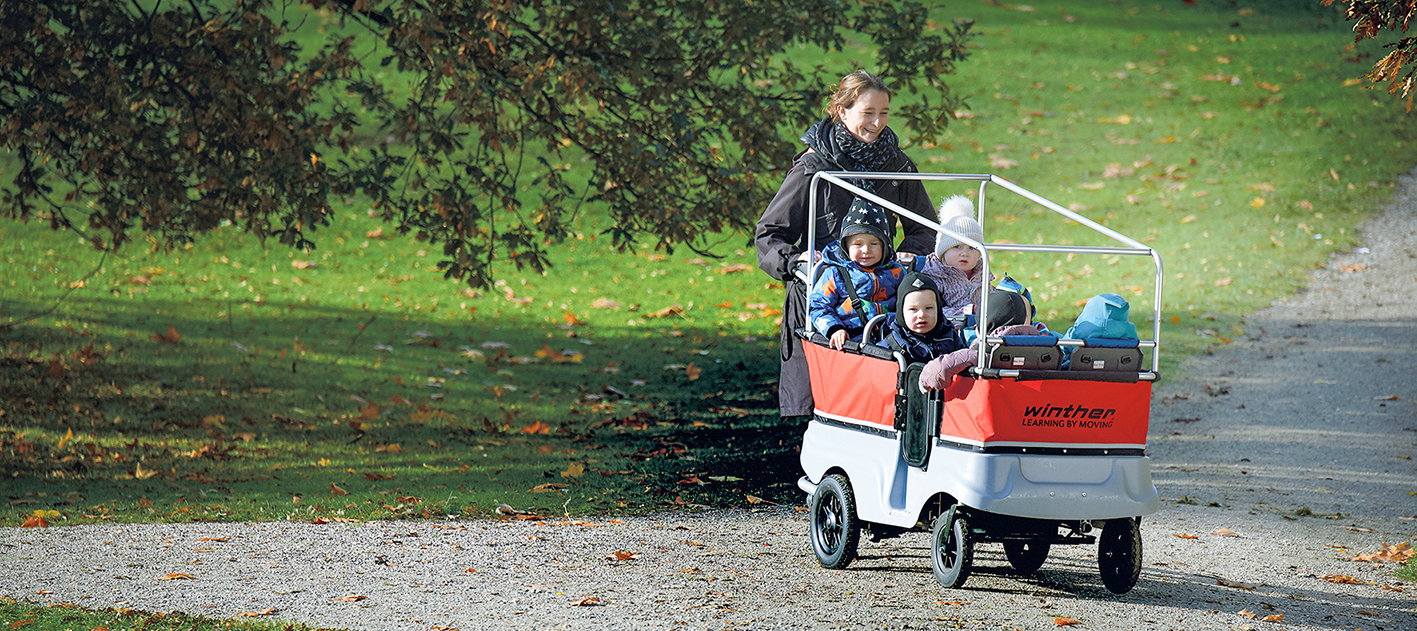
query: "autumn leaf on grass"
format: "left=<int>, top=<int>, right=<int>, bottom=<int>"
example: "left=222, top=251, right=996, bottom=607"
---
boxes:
left=531, top=483, right=569, bottom=493
left=561, top=462, right=585, bottom=479
left=365, top=226, right=384, bottom=238
left=563, top=312, right=588, bottom=326
left=685, top=363, right=701, bottom=381
left=717, top=263, right=752, bottom=274
left=522, top=420, right=552, bottom=434
left=334, top=595, right=366, bottom=602
left=20, top=511, right=53, bottom=528
left=988, top=153, right=1018, bottom=169
left=590, top=297, right=621, bottom=309
left=158, top=573, right=195, bottom=580
left=358, top=401, right=381, bottom=421
left=1054, top=617, right=1081, bottom=626
left=133, top=463, right=160, bottom=480
left=643, top=304, right=685, bottom=319
left=329, top=483, right=349, bottom=496
left=150, top=325, right=182, bottom=344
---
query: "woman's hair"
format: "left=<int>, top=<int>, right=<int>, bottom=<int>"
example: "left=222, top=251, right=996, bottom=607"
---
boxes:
left=826, top=70, right=892, bottom=122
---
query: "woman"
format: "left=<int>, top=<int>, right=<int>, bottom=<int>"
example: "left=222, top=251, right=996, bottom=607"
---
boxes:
left=754, top=70, right=936, bottom=422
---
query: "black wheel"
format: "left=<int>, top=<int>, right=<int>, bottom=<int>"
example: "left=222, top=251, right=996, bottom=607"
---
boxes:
left=930, top=510, right=973, bottom=588
left=809, top=474, right=860, bottom=569
left=1098, top=517, right=1143, bottom=594
left=1003, top=540, right=1051, bottom=575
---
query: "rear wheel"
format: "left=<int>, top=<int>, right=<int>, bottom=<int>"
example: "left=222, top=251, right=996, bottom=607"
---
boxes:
left=1098, top=517, right=1143, bottom=594
left=809, top=474, right=860, bottom=569
left=1003, top=540, right=1051, bottom=575
left=930, top=510, right=973, bottom=588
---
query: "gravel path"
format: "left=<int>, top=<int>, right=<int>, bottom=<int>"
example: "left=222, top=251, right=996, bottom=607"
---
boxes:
left=3, top=171, right=1416, bottom=630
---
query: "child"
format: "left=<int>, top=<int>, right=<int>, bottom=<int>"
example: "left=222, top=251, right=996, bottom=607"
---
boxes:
left=810, top=198, right=909, bottom=350
left=877, top=273, right=964, bottom=363
left=916, top=195, right=986, bottom=316
left=918, top=287, right=1053, bottom=390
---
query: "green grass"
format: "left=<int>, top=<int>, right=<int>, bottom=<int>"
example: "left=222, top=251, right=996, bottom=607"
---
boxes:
left=3, top=0, right=1415, bottom=527
left=0, top=599, right=341, bottom=631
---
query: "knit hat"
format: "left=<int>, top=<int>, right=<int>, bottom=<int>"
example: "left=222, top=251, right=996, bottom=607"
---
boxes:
left=839, top=197, right=894, bottom=260
left=894, top=272, right=947, bottom=335
left=983, top=288, right=1031, bottom=333
left=934, top=195, right=984, bottom=257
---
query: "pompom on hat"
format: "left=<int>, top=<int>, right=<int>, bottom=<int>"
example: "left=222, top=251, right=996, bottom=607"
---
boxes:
left=839, top=196, right=894, bottom=260
left=934, top=195, right=984, bottom=257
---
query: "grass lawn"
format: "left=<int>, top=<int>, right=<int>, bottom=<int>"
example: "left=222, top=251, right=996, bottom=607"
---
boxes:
left=2, top=0, right=1414, bottom=533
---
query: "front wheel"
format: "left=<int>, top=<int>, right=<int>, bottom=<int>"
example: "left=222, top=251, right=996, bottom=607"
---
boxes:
left=809, top=474, right=860, bottom=569
left=930, top=510, right=973, bottom=588
left=1003, top=540, right=1051, bottom=575
left=1098, top=517, right=1143, bottom=594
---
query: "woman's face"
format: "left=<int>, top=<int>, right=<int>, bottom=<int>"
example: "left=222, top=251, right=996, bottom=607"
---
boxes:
left=837, top=89, right=890, bottom=143
left=902, top=291, right=939, bottom=334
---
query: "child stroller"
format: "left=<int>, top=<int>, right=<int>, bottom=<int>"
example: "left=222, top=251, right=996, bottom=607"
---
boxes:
left=795, top=172, right=1162, bottom=594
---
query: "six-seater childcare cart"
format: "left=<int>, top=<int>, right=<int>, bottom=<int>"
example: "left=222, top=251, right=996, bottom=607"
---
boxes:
left=795, top=172, right=1163, bottom=594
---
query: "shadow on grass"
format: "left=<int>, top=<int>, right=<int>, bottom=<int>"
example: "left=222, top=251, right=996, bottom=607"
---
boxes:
left=1, top=294, right=801, bottom=526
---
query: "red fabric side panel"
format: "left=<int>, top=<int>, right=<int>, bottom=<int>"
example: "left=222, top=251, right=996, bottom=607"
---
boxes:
left=802, top=343, right=898, bottom=428
left=939, top=378, right=1152, bottom=446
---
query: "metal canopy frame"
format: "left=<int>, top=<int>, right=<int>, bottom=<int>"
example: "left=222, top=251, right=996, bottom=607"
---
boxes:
left=806, top=171, right=1164, bottom=374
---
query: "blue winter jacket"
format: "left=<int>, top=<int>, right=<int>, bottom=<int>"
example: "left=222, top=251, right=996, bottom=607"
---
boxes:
left=809, top=242, right=908, bottom=338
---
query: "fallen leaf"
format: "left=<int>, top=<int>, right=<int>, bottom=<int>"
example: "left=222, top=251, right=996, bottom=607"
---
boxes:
left=1351, top=542, right=1413, bottom=563
left=334, top=595, right=366, bottom=602
left=590, top=297, right=621, bottom=309
left=562, top=312, right=587, bottom=326
left=717, top=263, right=752, bottom=274
left=611, top=551, right=638, bottom=561
left=530, top=483, right=569, bottom=493
left=134, top=463, right=159, bottom=480
left=1238, top=609, right=1257, bottom=620
left=571, top=597, right=603, bottom=606
left=19, top=515, right=49, bottom=528
left=291, top=260, right=315, bottom=269
left=1173, top=533, right=1199, bottom=539
left=522, top=420, right=552, bottom=434
left=1054, top=617, right=1081, bottom=626
left=6, top=620, right=34, bottom=629
left=562, top=462, right=585, bottom=479
left=1216, top=578, right=1256, bottom=590
left=235, top=609, right=276, bottom=617
left=464, top=568, right=477, bottom=573
left=150, top=325, right=183, bottom=344
left=197, top=537, right=229, bottom=542
left=1211, top=528, right=1241, bottom=537
left=1320, top=574, right=1362, bottom=584
left=685, top=363, right=701, bottom=381
left=643, top=304, right=685, bottom=319
left=1250, top=197, right=1265, bottom=209
left=158, top=573, right=195, bottom=580
left=1263, top=614, right=1283, bottom=622
left=328, top=483, right=349, bottom=496
left=1372, top=394, right=1399, bottom=401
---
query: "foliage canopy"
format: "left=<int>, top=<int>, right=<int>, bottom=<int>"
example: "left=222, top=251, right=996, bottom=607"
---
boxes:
left=0, top=0, right=971, bottom=287
left=1325, top=0, right=1417, bottom=110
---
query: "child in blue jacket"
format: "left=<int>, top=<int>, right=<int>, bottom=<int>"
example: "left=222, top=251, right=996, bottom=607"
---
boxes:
left=810, top=198, right=909, bottom=349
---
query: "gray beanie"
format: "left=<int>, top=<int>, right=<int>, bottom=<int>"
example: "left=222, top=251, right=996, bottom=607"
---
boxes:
left=934, top=195, right=984, bottom=257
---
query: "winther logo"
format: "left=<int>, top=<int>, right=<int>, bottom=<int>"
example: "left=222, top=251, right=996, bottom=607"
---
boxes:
left=1021, top=403, right=1117, bottom=429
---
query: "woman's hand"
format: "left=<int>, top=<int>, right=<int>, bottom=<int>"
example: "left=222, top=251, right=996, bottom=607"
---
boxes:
left=830, top=330, right=848, bottom=350
left=796, top=250, right=822, bottom=264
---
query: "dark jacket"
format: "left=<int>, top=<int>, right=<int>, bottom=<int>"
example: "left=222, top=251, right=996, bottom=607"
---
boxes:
left=754, top=151, right=935, bottom=282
